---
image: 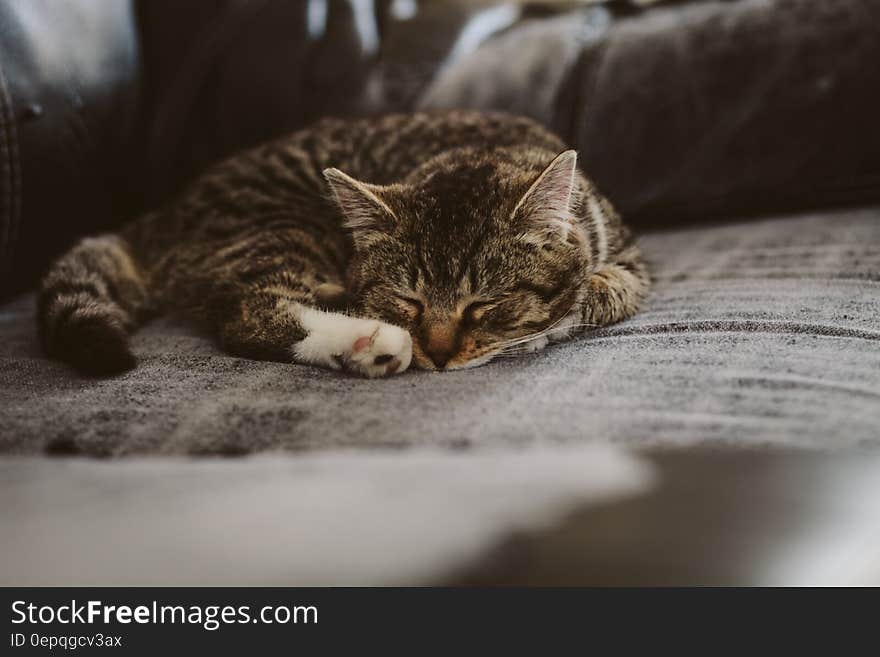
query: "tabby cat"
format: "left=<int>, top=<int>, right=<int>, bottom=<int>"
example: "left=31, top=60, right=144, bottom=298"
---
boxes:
left=38, top=111, right=649, bottom=377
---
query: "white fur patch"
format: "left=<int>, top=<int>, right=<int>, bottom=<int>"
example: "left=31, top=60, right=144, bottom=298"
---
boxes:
left=290, top=305, right=412, bottom=378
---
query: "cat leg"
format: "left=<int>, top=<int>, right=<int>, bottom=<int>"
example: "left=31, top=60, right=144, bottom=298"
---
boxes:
left=493, top=250, right=650, bottom=356
left=217, top=285, right=412, bottom=378
left=527, top=249, right=649, bottom=354
left=581, top=247, right=651, bottom=327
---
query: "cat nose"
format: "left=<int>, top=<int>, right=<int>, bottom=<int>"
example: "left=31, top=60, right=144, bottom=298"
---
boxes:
left=424, top=344, right=454, bottom=369
left=422, top=324, right=456, bottom=369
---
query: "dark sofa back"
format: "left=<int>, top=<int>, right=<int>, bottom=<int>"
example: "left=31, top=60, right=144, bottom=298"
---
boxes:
left=2, top=0, right=879, bottom=300
left=0, top=0, right=142, bottom=298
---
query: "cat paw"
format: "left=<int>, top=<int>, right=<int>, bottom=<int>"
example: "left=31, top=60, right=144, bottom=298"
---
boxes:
left=338, top=322, right=412, bottom=378
left=293, top=307, right=412, bottom=377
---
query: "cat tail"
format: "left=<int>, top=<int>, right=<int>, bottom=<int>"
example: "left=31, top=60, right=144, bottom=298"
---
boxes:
left=38, top=234, right=152, bottom=375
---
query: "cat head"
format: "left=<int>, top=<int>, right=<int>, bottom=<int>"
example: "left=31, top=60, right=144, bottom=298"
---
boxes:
left=324, top=148, right=590, bottom=370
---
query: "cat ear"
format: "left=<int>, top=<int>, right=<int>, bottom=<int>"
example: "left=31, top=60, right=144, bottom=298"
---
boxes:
left=513, top=150, right=578, bottom=227
left=323, top=168, right=396, bottom=231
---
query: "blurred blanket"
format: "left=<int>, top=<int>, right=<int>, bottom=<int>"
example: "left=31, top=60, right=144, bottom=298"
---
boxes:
left=0, top=446, right=653, bottom=585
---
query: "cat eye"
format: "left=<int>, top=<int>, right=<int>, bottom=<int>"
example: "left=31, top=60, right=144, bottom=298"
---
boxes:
left=397, top=296, right=424, bottom=318
left=463, top=300, right=493, bottom=324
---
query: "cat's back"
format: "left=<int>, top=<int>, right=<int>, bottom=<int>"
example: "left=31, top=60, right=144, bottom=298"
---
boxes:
left=139, top=111, right=570, bottom=252
left=256, top=110, right=568, bottom=185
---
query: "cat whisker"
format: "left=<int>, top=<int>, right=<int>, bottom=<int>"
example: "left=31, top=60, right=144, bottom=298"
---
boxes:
left=494, top=321, right=602, bottom=355
left=494, top=316, right=599, bottom=351
left=490, top=307, right=579, bottom=350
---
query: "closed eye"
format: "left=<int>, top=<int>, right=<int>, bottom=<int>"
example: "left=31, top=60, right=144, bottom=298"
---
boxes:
left=397, top=296, right=424, bottom=318
left=463, top=300, right=494, bottom=324
left=512, top=282, right=566, bottom=304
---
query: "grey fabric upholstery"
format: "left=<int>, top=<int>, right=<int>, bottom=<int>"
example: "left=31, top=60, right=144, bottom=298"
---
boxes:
left=2, top=206, right=877, bottom=455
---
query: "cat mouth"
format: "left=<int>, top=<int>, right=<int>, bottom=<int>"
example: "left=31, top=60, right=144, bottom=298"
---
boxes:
left=443, top=352, right=499, bottom=371
left=410, top=342, right=501, bottom=372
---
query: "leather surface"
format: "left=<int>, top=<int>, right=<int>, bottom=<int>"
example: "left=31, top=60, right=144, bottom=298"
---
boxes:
left=136, top=0, right=382, bottom=203
left=0, top=0, right=142, bottom=298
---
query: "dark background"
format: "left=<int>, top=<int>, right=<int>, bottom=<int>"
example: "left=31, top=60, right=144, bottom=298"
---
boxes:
left=2, top=0, right=879, bottom=300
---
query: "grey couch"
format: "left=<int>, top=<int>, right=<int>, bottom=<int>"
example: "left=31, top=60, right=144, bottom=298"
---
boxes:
left=2, top=204, right=878, bottom=455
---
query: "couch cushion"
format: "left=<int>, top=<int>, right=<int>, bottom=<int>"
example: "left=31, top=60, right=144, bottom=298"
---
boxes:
left=420, top=0, right=880, bottom=224
left=1, top=206, right=878, bottom=455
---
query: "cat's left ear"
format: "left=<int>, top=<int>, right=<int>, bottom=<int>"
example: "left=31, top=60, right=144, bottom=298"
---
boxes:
left=513, top=149, right=578, bottom=230
left=324, top=168, right=397, bottom=232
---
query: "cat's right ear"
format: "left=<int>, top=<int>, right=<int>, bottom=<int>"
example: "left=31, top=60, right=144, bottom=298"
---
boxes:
left=323, top=168, right=397, bottom=232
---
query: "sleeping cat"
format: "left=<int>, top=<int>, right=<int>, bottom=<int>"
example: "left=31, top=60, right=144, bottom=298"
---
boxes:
left=38, top=111, right=649, bottom=377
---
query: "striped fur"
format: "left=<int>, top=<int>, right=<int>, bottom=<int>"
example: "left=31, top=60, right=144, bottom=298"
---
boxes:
left=38, top=236, right=150, bottom=374
left=38, top=111, right=649, bottom=376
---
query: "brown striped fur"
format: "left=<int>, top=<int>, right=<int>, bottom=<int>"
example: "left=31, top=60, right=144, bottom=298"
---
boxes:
left=38, top=111, right=649, bottom=375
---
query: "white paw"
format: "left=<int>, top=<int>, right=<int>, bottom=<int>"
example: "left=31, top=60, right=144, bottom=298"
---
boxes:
left=341, top=321, right=413, bottom=378
left=292, top=306, right=412, bottom=377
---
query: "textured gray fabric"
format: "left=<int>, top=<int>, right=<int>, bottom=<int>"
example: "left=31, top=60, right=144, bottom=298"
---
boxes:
left=1, top=207, right=878, bottom=455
